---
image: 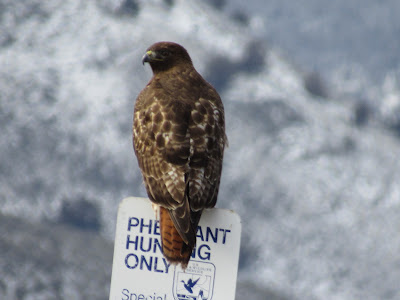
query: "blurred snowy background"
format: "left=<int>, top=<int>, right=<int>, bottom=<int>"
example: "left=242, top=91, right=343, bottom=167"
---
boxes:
left=1, top=0, right=400, bottom=299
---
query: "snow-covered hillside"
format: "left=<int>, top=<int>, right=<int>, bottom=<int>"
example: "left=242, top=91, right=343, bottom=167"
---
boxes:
left=1, top=0, right=400, bottom=299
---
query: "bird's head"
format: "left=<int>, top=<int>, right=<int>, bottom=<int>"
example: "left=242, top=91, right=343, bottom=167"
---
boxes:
left=142, top=41, right=193, bottom=73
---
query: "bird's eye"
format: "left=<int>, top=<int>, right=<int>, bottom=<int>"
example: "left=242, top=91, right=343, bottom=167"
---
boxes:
left=160, top=50, right=169, bottom=57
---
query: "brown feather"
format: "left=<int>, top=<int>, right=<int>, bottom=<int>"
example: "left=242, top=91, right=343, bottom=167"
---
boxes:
left=160, top=206, right=192, bottom=269
left=133, top=42, right=226, bottom=268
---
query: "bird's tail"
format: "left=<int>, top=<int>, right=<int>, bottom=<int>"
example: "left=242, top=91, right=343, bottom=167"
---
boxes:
left=159, top=206, right=192, bottom=269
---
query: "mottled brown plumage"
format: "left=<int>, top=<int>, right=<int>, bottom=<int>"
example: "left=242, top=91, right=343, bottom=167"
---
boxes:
left=133, top=42, right=226, bottom=269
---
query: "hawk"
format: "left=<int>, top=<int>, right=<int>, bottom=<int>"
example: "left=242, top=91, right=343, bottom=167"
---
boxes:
left=133, top=42, right=226, bottom=268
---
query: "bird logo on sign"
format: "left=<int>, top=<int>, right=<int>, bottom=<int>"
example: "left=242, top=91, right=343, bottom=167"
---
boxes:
left=181, top=277, right=200, bottom=294
left=173, top=261, right=215, bottom=300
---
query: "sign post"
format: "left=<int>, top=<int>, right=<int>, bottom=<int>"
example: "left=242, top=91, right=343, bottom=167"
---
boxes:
left=109, top=197, right=241, bottom=300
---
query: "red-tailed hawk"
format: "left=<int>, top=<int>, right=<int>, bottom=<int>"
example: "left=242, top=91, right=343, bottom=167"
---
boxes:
left=133, top=42, right=226, bottom=268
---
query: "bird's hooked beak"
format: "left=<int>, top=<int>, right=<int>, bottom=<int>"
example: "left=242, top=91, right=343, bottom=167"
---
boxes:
left=142, top=50, right=165, bottom=65
left=142, top=50, right=152, bottom=65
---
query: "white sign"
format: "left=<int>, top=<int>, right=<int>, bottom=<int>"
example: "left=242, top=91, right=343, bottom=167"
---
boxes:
left=109, top=197, right=241, bottom=300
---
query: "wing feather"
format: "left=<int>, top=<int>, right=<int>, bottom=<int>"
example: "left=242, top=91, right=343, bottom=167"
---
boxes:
left=188, top=97, right=226, bottom=211
left=134, top=89, right=190, bottom=208
left=133, top=67, right=226, bottom=252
